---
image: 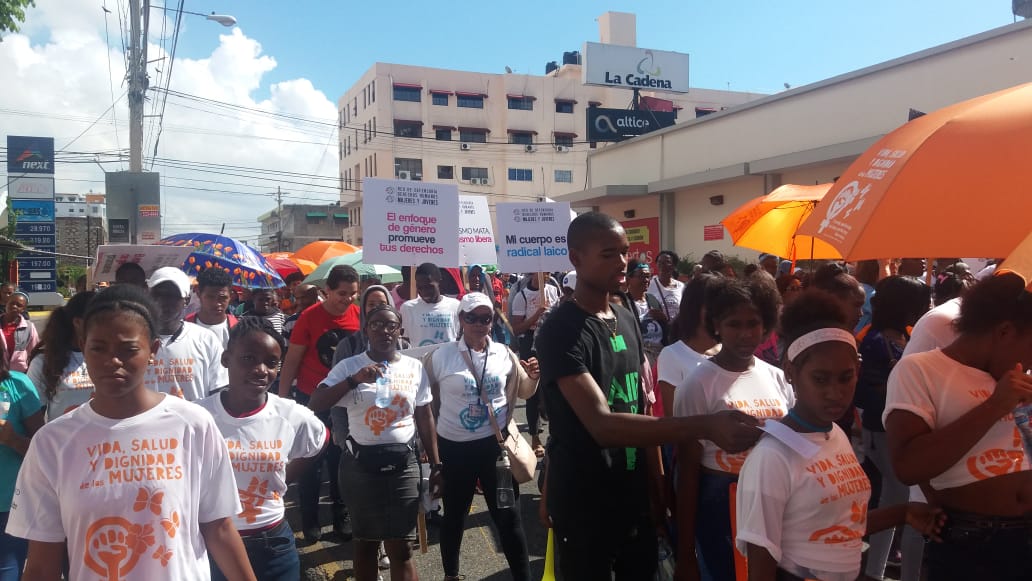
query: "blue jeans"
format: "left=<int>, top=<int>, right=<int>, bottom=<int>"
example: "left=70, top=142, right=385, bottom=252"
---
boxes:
left=211, top=520, right=299, bottom=581
left=696, top=471, right=738, bottom=581
left=0, top=512, right=27, bottom=581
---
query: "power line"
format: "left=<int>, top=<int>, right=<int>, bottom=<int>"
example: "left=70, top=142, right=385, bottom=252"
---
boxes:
left=101, top=0, right=123, bottom=171
left=148, top=0, right=185, bottom=168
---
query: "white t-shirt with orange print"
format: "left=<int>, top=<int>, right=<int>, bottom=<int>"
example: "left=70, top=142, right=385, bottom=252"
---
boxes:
left=325, top=352, right=432, bottom=446
left=145, top=322, right=228, bottom=401
left=736, top=424, right=872, bottom=581
left=7, top=394, right=241, bottom=581
left=197, top=392, right=326, bottom=531
left=673, top=358, right=793, bottom=474
left=884, top=348, right=1027, bottom=490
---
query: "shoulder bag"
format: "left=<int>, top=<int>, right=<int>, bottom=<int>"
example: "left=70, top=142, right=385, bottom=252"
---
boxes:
left=460, top=347, right=538, bottom=483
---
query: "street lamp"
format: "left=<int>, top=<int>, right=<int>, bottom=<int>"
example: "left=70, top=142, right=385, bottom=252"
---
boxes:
left=129, top=2, right=238, bottom=171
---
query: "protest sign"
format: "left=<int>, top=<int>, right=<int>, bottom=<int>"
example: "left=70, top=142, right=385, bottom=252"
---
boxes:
left=458, top=195, right=498, bottom=266
left=495, top=202, right=573, bottom=273
left=92, top=245, right=193, bottom=283
left=363, top=178, right=460, bottom=267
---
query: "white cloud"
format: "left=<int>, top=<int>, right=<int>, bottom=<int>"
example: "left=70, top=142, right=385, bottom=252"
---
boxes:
left=0, top=0, right=341, bottom=248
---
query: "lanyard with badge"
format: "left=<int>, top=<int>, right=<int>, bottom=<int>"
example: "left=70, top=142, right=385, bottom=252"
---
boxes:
left=462, top=344, right=490, bottom=420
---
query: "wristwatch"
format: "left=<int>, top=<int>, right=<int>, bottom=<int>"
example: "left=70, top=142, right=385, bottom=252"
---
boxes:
left=429, top=463, right=444, bottom=471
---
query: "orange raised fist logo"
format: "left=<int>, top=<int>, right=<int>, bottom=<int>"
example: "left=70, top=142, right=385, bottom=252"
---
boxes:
left=714, top=450, right=747, bottom=474
left=239, top=477, right=271, bottom=524
left=965, top=448, right=1025, bottom=480
left=83, top=517, right=154, bottom=580
left=365, top=406, right=398, bottom=436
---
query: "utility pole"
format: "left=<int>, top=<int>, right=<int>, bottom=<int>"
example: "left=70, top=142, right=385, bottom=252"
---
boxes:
left=127, top=0, right=149, bottom=172
left=276, top=186, right=283, bottom=252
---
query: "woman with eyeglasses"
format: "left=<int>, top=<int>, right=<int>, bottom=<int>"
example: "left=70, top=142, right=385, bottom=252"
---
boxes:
left=424, top=293, right=539, bottom=581
left=318, top=305, right=441, bottom=581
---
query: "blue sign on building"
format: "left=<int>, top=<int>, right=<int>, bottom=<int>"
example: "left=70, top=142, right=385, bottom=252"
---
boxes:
left=6, top=136, right=54, bottom=175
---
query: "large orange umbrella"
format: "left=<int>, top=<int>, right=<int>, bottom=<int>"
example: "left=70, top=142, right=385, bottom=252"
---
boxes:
left=291, top=241, right=360, bottom=265
left=798, top=82, right=1032, bottom=260
left=263, top=252, right=317, bottom=276
left=721, top=183, right=840, bottom=260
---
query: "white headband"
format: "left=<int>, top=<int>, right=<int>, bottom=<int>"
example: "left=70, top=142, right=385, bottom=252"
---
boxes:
left=786, top=328, right=857, bottom=362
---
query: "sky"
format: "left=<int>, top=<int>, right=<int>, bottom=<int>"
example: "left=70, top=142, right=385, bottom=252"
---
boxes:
left=0, top=0, right=1019, bottom=245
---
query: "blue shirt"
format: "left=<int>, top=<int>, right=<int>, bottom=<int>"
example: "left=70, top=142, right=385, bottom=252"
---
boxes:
left=0, top=371, right=41, bottom=511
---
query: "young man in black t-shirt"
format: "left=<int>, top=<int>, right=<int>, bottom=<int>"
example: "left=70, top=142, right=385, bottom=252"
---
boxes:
left=536, top=212, right=762, bottom=580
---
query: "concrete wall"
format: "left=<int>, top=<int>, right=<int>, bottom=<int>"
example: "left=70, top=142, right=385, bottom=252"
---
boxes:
left=57, top=217, right=107, bottom=267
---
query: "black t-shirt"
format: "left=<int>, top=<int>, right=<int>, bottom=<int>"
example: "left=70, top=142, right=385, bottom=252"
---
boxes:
left=536, top=300, right=649, bottom=527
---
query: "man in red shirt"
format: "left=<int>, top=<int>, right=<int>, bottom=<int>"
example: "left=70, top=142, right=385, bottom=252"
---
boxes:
left=278, top=265, right=360, bottom=542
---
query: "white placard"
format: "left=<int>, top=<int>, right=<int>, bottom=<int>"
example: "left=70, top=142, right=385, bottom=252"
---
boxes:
left=458, top=195, right=497, bottom=266
left=7, top=176, right=54, bottom=199
left=363, top=178, right=460, bottom=267
left=91, top=245, right=193, bottom=283
left=495, top=202, right=573, bottom=273
left=582, top=42, right=691, bottom=94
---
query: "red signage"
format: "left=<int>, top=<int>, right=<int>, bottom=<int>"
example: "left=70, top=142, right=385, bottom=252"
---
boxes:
left=703, top=224, right=725, bottom=241
left=621, top=217, right=660, bottom=268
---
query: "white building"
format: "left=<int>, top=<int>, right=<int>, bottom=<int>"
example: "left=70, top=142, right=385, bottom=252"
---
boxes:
left=336, top=12, right=765, bottom=246
left=55, top=192, right=107, bottom=221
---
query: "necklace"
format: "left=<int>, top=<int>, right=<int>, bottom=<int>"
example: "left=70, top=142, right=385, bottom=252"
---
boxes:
left=787, top=408, right=832, bottom=440
left=571, top=296, right=617, bottom=337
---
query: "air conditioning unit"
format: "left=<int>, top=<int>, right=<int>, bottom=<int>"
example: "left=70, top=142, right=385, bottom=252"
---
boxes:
left=555, top=145, right=571, bottom=153
left=460, top=142, right=472, bottom=151
left=471, top=178, right=488, bottom=185
left=524, top=144, right=537, bottom=153
left=397, top=170, right=411, bottom=180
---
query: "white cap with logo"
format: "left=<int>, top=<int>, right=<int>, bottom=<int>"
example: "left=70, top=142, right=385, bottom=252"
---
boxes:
left=147, top=266, right=192, bottom=299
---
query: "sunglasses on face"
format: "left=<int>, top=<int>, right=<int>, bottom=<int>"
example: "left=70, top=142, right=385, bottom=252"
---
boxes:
left=368, top=320, right=401, bottom=333
left=462, top=313, right=493, bottom=326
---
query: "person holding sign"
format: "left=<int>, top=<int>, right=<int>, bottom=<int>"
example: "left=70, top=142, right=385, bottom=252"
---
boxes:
left=510, top=272, right=560, bottom=457
left=8, top=285, right=255, bottom=581
left=400, top=263, right=460, bottom=348
left=535, top=212, right=763, bottom=581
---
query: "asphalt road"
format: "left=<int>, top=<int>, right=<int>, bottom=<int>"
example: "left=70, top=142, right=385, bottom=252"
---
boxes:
left=287, top=401, right=550, bottom=581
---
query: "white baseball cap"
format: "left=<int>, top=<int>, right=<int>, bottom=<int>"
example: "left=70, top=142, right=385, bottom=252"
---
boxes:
left=459, top=292, right=494, bottom=313
left=562, top=271, right=577, bottom=291
left=147, top=267, right=192, bottom=299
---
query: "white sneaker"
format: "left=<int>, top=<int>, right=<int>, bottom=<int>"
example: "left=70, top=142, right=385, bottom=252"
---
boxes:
left=377, top=543, right=390, bottom=569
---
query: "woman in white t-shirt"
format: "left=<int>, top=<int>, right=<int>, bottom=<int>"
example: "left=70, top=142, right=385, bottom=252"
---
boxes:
left=425, top=293, right=539, bottom=581
left=656, top=273, right=722, bottom=417
left=319, top=304, right=441, bottom=581
left=27, top=290, right=96, bottom=422
left=648, top=250, right=685, bottom=338
left=737, top=290, right=942, bottom=581
left=885, top=271, right=1032, bottom=580
left=7, top=284, right=255, bottom=581
left=198, top=317, right=327, bottom=581
left=672, top=276, right=790, bottom=581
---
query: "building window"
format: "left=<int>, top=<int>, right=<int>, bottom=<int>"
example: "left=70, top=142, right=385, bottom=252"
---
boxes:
left=507, top=96, right=534, bottom=110
left=554, top=134, right=574, bottom=148
left=435, top=128, right=452, bottom=141
left=461, top=167, right=488, bottom=181
left=457, top=94, right=485, bottom=108
left=554, top=169, right=573, bottom=183
left=555, top=101, right=575, bottom=114
left=459, top=129, right=487, bottom=143
left=437, top=165, right=454, bottom=179
left=394, top=120, right=422, bottom=138
left=508, top=168, right=533, bottom=182
left=432, top=93, right=449, bottom=106
left=395, top=158, right=423, bottom=180
left=393, top=85, right=421, bottom=102
left=508, top=132, right=533, bottom=145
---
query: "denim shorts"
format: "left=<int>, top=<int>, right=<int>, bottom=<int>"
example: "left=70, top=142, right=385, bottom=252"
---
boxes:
left=339, top=450, right=420, bottom=541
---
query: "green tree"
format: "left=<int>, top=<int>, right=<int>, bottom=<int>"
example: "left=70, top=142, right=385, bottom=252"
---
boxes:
left=0, top=0, right=34, bottom=37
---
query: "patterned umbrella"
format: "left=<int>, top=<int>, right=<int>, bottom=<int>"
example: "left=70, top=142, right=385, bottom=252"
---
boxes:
left=158, top=233, right=285, bottom=289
